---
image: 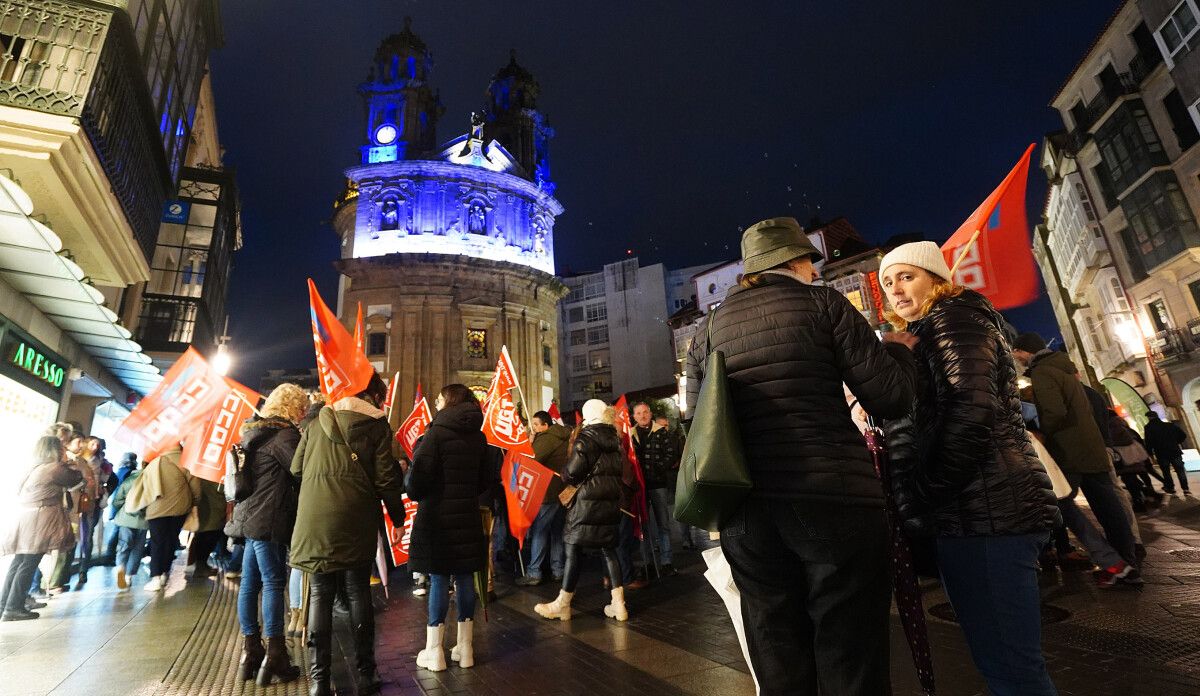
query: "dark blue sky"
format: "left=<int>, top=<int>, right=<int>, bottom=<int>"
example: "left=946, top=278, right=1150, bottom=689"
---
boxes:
left=211, top=1, right=1119, bottom=384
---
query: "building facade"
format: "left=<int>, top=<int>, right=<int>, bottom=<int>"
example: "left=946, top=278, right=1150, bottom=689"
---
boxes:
left=1040, top=0, right=1200, bottom=432
left=333, top=22, right=565, bottom=417
left=0, top=0, right=233, bottom=459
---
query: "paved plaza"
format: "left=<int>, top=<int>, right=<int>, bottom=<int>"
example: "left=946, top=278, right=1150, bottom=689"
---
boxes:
left=2, top=481, right=1200, bottom=696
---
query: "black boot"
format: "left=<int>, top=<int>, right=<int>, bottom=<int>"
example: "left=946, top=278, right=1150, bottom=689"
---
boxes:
left=256, top=636, right=300, bottom=686
left=308, top=573, right=334, bottom=696
left=238, top=633, right=264, bottom=681
left=347, top=566, right=381, bottom=694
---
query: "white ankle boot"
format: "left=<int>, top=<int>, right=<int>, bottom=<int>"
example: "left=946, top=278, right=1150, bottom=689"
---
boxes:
left=604, top=586, right=628, bottom=621
left=449, top=619, right=474, bottom=668
left=534, top=590, right=574, bottom=621
left=415, top=624, right=447, bottom=671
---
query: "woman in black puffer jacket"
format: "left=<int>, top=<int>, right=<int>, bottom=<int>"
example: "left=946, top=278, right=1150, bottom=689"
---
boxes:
left=535, top=399, right=630, bottom=623
left=409, top=384, right=492, bottom=673
left=880, top=242, right=1059, bottom=696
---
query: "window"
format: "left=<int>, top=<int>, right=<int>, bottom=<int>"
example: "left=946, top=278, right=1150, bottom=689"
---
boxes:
left=587, top=326, right=609, bottom=345
left=367, top=332, right=387, bottom=356
left=568, top=306, right=584, bottom=323
left=543, top=344, right=552, bottom=367
left=1163, top=89, right=1200, bottom=151
left=585, top=302, right=607, bottom=323
left=1109, top=276, right=1131, bottom=312
left=572, top=355, right=588, bottom=373
left=1147, top=299, right=1172, bottom=333
left=570, top=329, right=586, bottom=346
left=1074, top=182, right=1097, bottom=223
left=1120, top=172, right=1200, bottom=277
left=1095, top=101, right=1167, bottom=196
left=1090, top=164, right=1118, bottom=211
left=1189, top=280, right=1200, bottom=314
left=466, top=328, right=487, bottom=359
left=591, top=376, right=613, bottom=395
left=584, top=277, right=605, bottom=299
left=1156, top=0, right=1200, bottom=63
left=589, top=349, right=610, bottom=370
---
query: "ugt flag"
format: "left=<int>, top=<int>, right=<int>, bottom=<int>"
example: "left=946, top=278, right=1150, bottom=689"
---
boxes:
left=940, top=143, right=1039, bottom=310
left=382, top=495, right=419, bottom=565
left=481, top=346, right=530, bottom=451
left=308, top=278, right=373, bottom=402
left=113, top=347, right=231, bottom=463
left=396, top=388, right=433, bottom=460
left=613, top=395, right=648, bottom=540
left=179, top=378, right=260, bottom=483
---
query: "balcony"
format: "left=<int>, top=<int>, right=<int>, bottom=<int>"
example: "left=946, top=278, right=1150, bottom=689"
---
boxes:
left=1129, top=51, right=1163, bottom=85
left=1149, top=328, right=1194, bottom=367
left=135, top=294, right=213, bottom=356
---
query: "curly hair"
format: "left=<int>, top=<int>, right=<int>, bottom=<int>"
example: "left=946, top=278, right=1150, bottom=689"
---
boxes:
left=884, top=273, right=965, bottom=331
left=261, top=383, right=309, bottom=423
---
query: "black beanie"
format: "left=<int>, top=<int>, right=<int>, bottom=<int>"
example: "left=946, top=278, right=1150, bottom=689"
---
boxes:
left=1013, top=332, right=1047, bottom=353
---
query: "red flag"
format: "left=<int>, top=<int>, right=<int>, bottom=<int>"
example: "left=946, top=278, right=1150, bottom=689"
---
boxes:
left=481, top=346, right=531, bottom=451
left=613, top=395, right=648, bottom=540
left=383, top=371, right=400, bottom=417
left=353, top=302, right=365, bottom=352
left=500, top=444, right=555, bottom=546
left=308, top=278, right=373, bottom=402
left=113, top=347, right=231, bottom=463
left=396, top=394, right=433, bottom=459
left=382, top=496, right=419, bottom=565
left=548, top=401, right=563, bottom=425
left=940, top=144, right=1039, bottom=310
left=179, top=378, right=260, bottom=483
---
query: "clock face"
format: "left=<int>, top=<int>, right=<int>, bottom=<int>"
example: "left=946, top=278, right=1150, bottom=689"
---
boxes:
left=375, top=124, right=398, bottom=145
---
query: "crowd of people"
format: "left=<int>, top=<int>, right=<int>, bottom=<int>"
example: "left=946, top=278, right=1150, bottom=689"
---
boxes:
left=2, top=215, right=1196, bottom=696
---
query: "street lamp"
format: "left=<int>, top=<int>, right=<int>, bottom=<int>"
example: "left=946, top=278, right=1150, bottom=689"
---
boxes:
left=213, top=343, right=232, bottom=376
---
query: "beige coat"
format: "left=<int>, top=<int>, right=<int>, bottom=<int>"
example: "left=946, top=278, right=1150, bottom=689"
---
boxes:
left=0, top=462, right=83, bottom=555
left=130, top=448, right=200, bottom=520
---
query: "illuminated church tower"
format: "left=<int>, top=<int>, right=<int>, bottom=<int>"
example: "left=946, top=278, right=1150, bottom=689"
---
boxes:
left=333, top=20, right=566, bottom=416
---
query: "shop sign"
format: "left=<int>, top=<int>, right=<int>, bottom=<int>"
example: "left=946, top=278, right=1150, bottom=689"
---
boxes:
left=866, top=271, right=887, bottom=325
left=0, top=317, right=69, bottom=400
left=162, top=200, right=190, bottom=224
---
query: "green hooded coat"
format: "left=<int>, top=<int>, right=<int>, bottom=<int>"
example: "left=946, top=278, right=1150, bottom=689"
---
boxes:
left=1028, top=350, right=1111, bottom=475
left=289, top=399, right=407, bottom=574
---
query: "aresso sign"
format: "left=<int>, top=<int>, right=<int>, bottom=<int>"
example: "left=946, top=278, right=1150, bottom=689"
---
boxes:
left=11, top=340, right=65, bottom=388
left=0, top=316, right=70, bottom=400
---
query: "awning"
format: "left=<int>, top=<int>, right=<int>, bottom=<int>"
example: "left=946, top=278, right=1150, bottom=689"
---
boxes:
left=0, top=174, right=161, bottom=395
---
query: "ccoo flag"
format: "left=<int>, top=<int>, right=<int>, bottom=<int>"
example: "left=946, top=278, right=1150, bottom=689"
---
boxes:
left=940, top=144, right=1039, bottom=310
left=179, top=378, right=260, bottom=483
left=308, top=279, right=373, bottom=403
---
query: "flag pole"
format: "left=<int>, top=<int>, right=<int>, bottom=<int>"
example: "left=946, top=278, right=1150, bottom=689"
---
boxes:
left=948, top=229, right=982, bottom=277
left=233, top=391, right=263, bottom=419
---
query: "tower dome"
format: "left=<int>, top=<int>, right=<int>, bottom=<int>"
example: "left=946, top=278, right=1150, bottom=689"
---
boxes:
left=373, top=16, right=431, bottom=84
left=359, top=17, right=443, bottom=161
left=487, top=50, right=540, bottom=112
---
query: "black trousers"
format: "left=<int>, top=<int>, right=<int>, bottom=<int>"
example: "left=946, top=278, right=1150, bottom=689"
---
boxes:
left=720, top=498, right=890, bottom=696
left=307, top=565, right=375, bottom=688
left=1159, top=455, right=1191, bottom=493
left=561, top=543, right=621, bottom=593
left=1, top=553, right=42, bottom=614
left=187, top=530, right=222, bottom=568
left=147, top=515, right=186, bottom=577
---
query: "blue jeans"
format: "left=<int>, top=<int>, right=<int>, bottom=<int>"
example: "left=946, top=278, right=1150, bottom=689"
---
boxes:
left=937, top=534, right=1057, bottom=696
left=115, top=526, right=147, bottom=578
left=427, top=573, right=477, bottom=626
left=1068, top=472, right=1136, bottom=564
left=289, top=567, right=303, bottom=609
left=647, top=487, right=673, bottom=565
left=526, top=503, right=565, bottom=579
left=1056, top=498, right=1122, bottom=568
left=238, top=540, right=288, bottom=637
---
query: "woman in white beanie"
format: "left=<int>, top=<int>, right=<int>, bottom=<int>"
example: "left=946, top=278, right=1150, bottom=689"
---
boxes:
left=879, top=241, right=1059, bottom=696
left=534, top=399, right=631, bottom=622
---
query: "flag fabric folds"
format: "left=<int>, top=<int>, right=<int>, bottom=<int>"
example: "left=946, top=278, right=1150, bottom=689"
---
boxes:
left=308, top=278, right=373, bottom=403
left=613, top=395, right=648, bottom=540
left=548, top=402, right=563, bottom=425
left=397, top=390, right=433, bottom=460
left=113, top=347, right=231, bottom=463
left=179, top=378, right=260, bottom=483
left=940, top=144, right=1039, bottom=311
left=382, top=496, right=419, bottom=565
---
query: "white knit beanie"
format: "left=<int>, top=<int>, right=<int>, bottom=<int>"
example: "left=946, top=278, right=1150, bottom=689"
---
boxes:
left=581, top=399, right=608, bottom=425
left=879, top=241, right=953, bottom=282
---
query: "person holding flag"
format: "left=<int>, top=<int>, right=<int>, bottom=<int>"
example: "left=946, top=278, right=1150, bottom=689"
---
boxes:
left=408, top=384, right=494, bottom=672
left=534, top=399, right=633, bottom=623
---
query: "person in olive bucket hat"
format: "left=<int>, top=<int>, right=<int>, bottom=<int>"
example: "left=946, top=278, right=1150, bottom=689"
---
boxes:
left=684, top=216, right=919, bottom=695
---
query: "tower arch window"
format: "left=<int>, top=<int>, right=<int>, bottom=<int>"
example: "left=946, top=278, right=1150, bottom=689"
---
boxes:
left=380, top=198, right=399, bottom=231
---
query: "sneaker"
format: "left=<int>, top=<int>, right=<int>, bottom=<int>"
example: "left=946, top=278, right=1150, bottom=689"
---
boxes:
left=224, top=570, right=241, bottom=580
left=116, top=568, right=129, bottom=590
left=1096, top=561, right=1135, bottom=588
left=412, top=586, right=428, bottom=597
left=1117, top=567, right=1144, bottom=587
left=144, top=575, right=165, bottom=592
left=514, top=575, right=544, bottom=587
left=24, top=598, right=46, bottom=611
left=1, top=609, right=39, bottom=621
left=47, top=586, right=68, bottom=596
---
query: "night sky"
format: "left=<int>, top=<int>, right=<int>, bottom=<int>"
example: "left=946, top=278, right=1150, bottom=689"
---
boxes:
left=210, top=1, right=1119, bottom=386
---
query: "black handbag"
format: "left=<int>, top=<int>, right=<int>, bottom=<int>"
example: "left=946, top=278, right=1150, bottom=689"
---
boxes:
left=673, top=308, right=752, bottom=532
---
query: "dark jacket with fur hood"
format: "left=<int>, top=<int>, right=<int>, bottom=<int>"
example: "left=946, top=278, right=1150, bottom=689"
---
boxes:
left=224, top=417, right=301, bottom=544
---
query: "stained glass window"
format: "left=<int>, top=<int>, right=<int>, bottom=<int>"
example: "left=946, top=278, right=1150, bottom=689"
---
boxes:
left=467, top=328, right=487, bottom=358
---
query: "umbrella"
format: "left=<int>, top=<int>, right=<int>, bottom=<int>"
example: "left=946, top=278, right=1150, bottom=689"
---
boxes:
left=375, top=535, right=390, bottom=599
left=864, top=423, right=936, bottom=696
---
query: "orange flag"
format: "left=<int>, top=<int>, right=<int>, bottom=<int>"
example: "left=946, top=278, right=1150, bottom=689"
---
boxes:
left=481, top=346, right=531, bottom=451
left=113, top=347, right=231, bottom=463
left=179, top=378, right=260, bottom=483
left=308, top=278, right=373, bottom=402
left=613, top=395, right=648, bottom=539
left=396, top=391, right=433, bottom=459
left=548, top=401, right=562, bottom=425
left=940, top=144, right=1039, bottom=310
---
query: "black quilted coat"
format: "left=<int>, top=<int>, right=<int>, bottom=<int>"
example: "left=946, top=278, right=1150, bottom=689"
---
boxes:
left=224, top=417, right=300, bottom=544
left=684, top=274, right=917, bottom=505
left=563, top=423, right=629, bottom=548
left=882, top=290, right=1059, bottom=538
left=407, top=402, right=492, bottom=575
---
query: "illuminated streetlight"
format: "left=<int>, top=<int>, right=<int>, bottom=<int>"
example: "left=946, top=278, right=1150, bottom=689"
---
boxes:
left=213, top=343, right=232, bottom=376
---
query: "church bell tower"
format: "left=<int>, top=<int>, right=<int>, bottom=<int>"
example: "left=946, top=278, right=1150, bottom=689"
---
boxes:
left=359, top=17, right=445, bottom=164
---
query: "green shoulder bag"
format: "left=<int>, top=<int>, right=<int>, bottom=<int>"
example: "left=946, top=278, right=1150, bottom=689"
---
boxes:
left=673, top=308, right=752, bottom=533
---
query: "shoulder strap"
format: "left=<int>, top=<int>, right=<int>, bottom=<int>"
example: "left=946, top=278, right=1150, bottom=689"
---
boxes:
left=705, top=305, right=719, bottom=357
left=324, top=406, right=360, bottom=464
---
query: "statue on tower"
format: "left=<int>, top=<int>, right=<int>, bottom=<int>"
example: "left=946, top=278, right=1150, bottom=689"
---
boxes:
left=470, top=111, right=485, bottom=142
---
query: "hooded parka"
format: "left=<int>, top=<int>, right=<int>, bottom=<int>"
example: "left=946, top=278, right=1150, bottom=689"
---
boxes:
left=883, top=290, right=1059, bottom=538
left=224, top=417, right=301, bottom=544
left=1027, top=350, right=1111, bottom=475
left=406, top=401, right=491, bottom=575
left=289, top=398, right=406, bottom=574
left=562, top=423, right=628, bottom=548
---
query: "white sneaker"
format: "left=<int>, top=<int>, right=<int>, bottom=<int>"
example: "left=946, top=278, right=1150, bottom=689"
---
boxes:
left=144, top=575, right=164, bottom=592
left=412, top=586, right=427, bottom=597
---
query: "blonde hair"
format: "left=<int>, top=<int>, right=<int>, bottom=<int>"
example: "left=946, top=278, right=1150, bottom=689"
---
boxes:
left=884, top=273, right=965, bottom=331
left=600, top=406, right=617, bottom=425
left=261, top=383, right=309, bottom=424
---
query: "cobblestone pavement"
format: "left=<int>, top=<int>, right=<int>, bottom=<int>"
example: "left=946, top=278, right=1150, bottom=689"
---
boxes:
left=1, top=478, right=1199, bottom=695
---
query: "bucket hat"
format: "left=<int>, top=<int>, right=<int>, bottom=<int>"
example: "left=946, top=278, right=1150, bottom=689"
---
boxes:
left=741, top=217, right=823, bottom=275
